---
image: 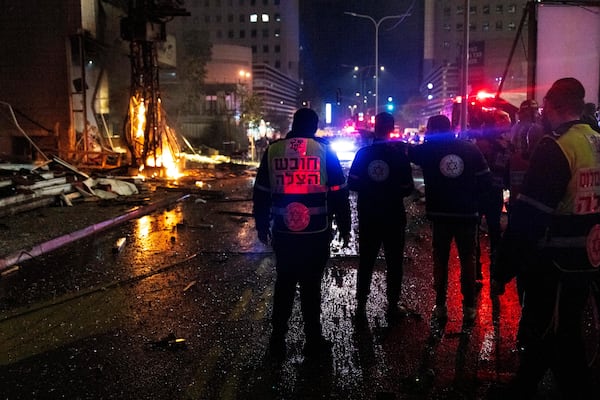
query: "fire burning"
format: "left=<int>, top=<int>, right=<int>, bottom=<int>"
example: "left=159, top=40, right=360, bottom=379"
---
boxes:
left=128, top=96, right=182, bottom=179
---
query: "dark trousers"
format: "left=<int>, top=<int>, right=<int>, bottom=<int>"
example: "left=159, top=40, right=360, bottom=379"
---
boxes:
left=356, top=216, right=406, bottom=307
left=512, top=267, right=593, bottom=399
left=271, top=232, right=330, bottom=344
left=432, top=220, right=477, bottom=309
left=476, top=187, right=504, bottom=276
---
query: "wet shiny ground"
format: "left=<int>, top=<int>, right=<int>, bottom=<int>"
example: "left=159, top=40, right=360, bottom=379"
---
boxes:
left=0, top=174, right=598, bottom=399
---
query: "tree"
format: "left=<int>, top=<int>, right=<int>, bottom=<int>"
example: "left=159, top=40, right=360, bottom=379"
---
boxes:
left=240, top=93, right=263, bottom=131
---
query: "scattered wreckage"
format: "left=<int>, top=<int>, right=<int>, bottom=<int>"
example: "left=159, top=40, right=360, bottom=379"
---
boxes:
left=0, top=157, right=140, bottom=218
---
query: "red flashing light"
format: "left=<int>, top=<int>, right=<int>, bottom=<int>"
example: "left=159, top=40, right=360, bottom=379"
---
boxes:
left=476, top=90, right=495, bottom=100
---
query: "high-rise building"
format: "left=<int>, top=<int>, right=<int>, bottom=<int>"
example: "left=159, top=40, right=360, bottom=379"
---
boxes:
left=179, top=0, right=300, bottom=120
left=422, top=0, right=530, bottom=124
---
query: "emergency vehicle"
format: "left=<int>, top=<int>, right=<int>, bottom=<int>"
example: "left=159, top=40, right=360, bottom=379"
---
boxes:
left=441, top=90, right=518, bottom=134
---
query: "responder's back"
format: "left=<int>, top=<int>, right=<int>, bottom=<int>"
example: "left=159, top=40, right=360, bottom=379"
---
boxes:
left=252, top=108, right=351, bottom=239
left=409, top=115, right=492, bottom=222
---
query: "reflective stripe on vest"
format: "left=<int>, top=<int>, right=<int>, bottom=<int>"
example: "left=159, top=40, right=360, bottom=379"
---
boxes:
left=555, top=124, right=600, bottom=215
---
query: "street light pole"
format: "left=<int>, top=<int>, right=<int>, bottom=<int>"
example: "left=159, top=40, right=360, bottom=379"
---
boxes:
left=344, top=11, right=411, bottom=114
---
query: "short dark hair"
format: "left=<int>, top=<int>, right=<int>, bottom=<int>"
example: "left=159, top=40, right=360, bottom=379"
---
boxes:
left=544, top=77, right=585, bottom=115
left=374, top=112, right=394, bottom=138
left=291, top=108, right=319, bottom=135
left=426, top=115, right=451, bottom=133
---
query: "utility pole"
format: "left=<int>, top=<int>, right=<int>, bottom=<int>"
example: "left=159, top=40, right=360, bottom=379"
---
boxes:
left=120, top=0, right=189, bottom=170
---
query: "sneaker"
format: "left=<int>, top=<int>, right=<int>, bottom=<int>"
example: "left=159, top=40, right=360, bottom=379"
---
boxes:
left=432, top=304, right=447, bottom=321
left=303, top=336, right=333, bottom=358
left=463, top=306, right=477, bottom=324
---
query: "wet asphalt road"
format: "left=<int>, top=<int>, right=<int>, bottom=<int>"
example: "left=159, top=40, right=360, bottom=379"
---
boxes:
left=1, top=173, right=599, bottom=400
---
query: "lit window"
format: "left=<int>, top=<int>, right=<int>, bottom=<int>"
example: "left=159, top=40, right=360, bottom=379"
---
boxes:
left=482, top=22, right=490, bottom=31
left=483, top=5, right=490, bottom=14
left=250, top=14, right=258, bottom=23
left=262, top=14, right=269, bottom=22
left=443, top=23, right=451, bottom=31
left=456, top=5, right=464, bottom=15
left=275, top=13, right=280, bottom=22
left=508, top=4, right=517, bottom=13
left=508, top=22, right=516, bottom=31
left=274, top=29, right=280, bottom=37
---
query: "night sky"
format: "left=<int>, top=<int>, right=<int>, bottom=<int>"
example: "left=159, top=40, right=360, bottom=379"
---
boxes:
left=299, top=0, right=424, bottom=113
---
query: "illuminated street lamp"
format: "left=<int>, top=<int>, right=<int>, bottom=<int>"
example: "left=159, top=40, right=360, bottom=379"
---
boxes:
left=351, top=64, right=382, bottom=113
left=344, top=11, right=411, bottom=114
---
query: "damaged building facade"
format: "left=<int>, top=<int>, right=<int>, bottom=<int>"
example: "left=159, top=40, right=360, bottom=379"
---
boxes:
left=0, top=1, right=134, bottom=167
left=0, top=0, right=301, bottom=168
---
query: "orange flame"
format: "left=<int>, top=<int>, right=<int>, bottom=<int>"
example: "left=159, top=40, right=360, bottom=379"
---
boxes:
left=130, top=96, right=181, bottom=179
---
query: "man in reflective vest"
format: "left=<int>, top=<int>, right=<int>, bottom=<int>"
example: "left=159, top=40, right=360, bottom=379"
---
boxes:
left=492, top=78, right=599, bottom=398
left=253, top=108, right=351, bottom=361
left=348, top=112, right=415, bottom=322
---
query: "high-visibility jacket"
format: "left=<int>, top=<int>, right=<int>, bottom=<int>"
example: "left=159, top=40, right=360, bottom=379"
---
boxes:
left=253, top=135, right=350, bottom=236
left=536, top=123, right=600, bottom=270
left=267, top=137, right=329, bottom=234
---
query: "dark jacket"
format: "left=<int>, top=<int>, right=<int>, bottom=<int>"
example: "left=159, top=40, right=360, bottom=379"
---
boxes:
left=409, top=132, right=492, bottom=222
left=348, top=139, right=414, bottom=221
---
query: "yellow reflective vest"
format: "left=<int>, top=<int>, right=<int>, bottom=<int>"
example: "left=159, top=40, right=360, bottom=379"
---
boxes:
left=267, top=137, right=330, bottom=234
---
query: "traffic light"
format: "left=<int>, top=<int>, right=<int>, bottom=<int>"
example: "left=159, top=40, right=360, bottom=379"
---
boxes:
left=386, top=96, right=394, bottom=112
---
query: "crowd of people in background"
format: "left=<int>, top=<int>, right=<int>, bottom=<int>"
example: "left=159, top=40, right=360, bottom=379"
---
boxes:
left=253, top=77, right=600, bottom=399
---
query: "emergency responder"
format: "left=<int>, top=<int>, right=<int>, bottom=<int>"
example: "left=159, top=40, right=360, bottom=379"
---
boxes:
left=491, top=78, right=599, bottom=398
left=253, top=108, right=351, bottom=361
left=348, top=112, right=415, bottom=321
left=474, top=110, right=512, bottom=282
left=507, top=99, right=545, bottom=212
left=409, top=115, right=492, bottom=327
